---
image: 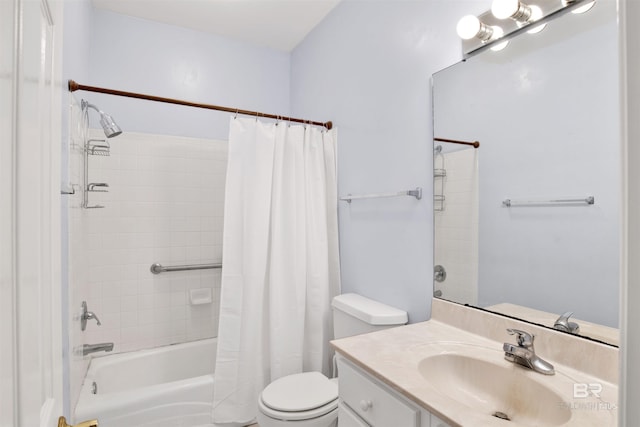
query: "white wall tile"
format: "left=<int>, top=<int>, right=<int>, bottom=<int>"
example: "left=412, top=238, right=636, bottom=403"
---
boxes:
left=434, top=148, right=479, bottom=305
left=70, top=129, right=227, bottom=358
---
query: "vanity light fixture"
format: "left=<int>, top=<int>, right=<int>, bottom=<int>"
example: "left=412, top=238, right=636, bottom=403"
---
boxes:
left=456, top=0, right=594, bottom=57
left=491, top=0, right=547, bottom=33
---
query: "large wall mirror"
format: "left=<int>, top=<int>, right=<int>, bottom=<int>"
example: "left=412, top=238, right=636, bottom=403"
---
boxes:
left=432, top=0, right=619, bottom=346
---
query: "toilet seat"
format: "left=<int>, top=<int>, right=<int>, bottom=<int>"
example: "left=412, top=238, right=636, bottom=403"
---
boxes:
left=259, top=396, right=338, bottom=421
left=259, top=372, right=338, bottom=421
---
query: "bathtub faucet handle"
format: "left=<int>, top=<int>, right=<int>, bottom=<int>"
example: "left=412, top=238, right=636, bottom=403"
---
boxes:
left=86, top=311, right=101, bottom=325
left=81, top=301, right=101, bottom=331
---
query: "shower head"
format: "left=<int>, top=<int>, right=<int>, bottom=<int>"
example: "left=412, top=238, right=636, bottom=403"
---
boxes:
left=98, top=112, right=122, bottom=138
left=83, top=100, right=122, bottom=138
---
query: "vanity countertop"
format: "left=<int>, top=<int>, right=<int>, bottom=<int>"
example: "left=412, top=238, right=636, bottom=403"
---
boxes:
left=331, top=300, right=618, bottom=427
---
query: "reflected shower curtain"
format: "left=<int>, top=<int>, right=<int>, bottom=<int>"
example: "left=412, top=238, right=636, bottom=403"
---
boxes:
left=212, top=117, right=340, bottom=425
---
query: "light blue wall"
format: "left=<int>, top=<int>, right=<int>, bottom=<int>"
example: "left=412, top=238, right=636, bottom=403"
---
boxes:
left=290, top=1, right=472, bottom=322
left=86, top=9, right=291, bottom=140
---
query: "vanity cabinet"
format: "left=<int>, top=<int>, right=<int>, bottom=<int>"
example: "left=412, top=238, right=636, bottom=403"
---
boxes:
left=430, top=414, right=452, bottom=427
left=337, top=403, right=369, bottom=427
left=337, top=356, right=452, bottom=427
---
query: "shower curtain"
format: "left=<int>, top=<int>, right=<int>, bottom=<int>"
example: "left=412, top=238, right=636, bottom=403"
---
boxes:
left=212, top=117, right=341, bottom=425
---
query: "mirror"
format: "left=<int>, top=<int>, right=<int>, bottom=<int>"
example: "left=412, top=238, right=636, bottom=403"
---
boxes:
left=432, top=0, right=619, bottom=346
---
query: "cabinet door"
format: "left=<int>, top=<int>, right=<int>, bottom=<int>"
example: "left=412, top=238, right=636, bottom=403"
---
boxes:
left=338, top=402, right=370, bottom=427
left=338, top=358, right=418, bottom=427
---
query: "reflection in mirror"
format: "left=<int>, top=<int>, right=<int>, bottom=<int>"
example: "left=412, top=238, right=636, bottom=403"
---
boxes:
left=432, top=0, right=619, bottom=346
left=433, top=141, right=479, bottom=305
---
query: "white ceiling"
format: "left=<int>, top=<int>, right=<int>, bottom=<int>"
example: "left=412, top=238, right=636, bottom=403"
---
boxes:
left=91, top=0, right=341, bottom=52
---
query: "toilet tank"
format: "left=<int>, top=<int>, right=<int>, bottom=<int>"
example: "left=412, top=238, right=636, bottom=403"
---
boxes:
left=332, top=293, right=408, bottom=339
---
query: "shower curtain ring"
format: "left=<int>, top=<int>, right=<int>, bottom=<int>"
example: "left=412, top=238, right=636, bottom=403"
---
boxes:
left=234, top=109, right=238, bottom=120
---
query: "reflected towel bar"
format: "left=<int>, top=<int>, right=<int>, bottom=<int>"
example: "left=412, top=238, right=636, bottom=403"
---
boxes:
left=340, top=187, right=422, bottom=203
left=502, top=196, right=595, bottom=207
left=434, top=137, right=480, bottom=148
left=150, top=262, right=222, bottom=274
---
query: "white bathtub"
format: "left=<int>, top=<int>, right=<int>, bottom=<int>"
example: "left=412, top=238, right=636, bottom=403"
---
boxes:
left=75, top=338, right=216, bottom=427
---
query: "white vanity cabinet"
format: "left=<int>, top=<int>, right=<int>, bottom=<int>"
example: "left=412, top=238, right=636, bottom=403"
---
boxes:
left=430, top=414, right=452, bottom=427
left=336, top=356, right=452, bottom=427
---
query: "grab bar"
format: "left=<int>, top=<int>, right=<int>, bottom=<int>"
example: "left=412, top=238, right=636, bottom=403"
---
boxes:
left=502, top=196, right=594, bottom=207
left=340, top=187, right=422, bottom=203
left=150, top=262, right=222, bottom=275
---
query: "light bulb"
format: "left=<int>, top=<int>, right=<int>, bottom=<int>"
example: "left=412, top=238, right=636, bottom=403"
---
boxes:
left=526, top=5, right=546, bottom=33
left=456, top=15, right=493, bottom=41
left=457, top=15, right=481, bottom=40
left=491, top=0, right=520, bottom=20
left=489, top=26, right=509, bottom=51
left=572, top=1, right=595, bottom=13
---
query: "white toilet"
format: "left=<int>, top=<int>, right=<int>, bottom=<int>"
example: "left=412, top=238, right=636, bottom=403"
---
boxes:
left=257, top=293, right=408, bottom=427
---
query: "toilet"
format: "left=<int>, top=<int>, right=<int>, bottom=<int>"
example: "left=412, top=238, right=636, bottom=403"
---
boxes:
left=257, top=293, right=408, bottom=427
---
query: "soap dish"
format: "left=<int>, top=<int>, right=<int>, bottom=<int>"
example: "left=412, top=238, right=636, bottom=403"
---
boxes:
left=189, top=288, right=212, bottom=305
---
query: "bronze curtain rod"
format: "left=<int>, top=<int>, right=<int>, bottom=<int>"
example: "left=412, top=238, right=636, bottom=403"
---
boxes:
left=68, top=80, right=333, bottom=130
left=434, top=137, right=480, bottom=148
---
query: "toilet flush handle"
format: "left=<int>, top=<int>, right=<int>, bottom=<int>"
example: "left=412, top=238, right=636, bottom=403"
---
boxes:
left=360, top=399, right=373, bottom=411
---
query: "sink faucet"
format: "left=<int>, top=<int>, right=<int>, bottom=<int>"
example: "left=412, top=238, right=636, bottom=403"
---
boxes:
left=503, top=329, right=555, bottom=375
left=554, top=311, right=580, bottom=334
left=83, top=343, right=114, bottom=356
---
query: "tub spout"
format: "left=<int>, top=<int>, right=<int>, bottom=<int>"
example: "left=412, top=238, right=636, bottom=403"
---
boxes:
left=83, top=342, right=114, bottom=356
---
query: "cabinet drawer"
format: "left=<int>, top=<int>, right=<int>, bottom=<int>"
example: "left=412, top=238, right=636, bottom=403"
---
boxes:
left=338, top=357, right=418, bottom=427
left=338, top=402, right=369, bottom=427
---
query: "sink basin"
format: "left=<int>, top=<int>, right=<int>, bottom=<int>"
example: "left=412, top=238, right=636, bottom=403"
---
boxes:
left=418, top=354, right=571, bottom=426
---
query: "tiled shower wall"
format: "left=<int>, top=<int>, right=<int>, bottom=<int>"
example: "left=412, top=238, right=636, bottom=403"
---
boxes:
left=433, top=147, right=478, bottom=305
left=82, top=129, right=227, bottom=352
left=68, top=98, right=227, bottom=406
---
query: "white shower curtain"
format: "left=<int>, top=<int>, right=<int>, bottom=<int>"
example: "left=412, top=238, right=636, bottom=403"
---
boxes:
left=212, top=117, right=341, bottom=426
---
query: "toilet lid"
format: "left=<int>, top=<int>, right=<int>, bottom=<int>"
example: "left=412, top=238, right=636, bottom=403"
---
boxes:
left=262, top=372, right=338, bottom=412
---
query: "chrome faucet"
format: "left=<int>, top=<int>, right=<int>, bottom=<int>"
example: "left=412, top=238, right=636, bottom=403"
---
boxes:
left=503, top=328, right=555, bottom=375
left=83, top=343, right=114, bottom=356
left=554, top=311, right=580, bottom=334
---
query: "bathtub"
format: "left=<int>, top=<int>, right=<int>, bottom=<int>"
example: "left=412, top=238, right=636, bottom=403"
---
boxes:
left=75, top=338, right=216, bottom=427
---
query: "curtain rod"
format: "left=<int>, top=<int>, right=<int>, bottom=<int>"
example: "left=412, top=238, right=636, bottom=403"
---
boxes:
left=68, top=80, right=333, bottom=130
left=434, top=137, right=480, bottom=148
